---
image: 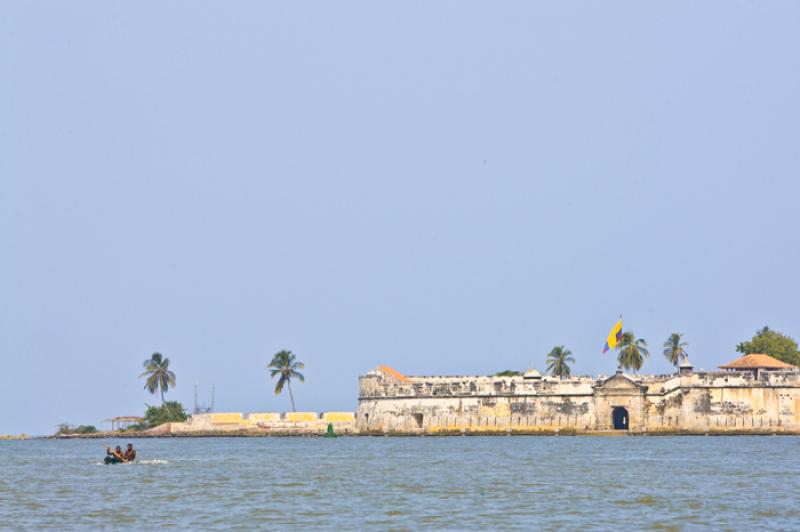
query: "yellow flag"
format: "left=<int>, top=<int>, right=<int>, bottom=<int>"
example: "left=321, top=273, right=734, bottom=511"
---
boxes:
left=603, top=320, right=622, bottom=353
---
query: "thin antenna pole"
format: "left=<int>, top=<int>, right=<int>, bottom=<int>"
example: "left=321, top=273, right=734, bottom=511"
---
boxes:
left=210, top=385, right=215, bottom=412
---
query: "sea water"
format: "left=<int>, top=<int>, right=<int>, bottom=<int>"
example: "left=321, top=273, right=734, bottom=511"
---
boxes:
left=0, top=436, right=797, bottom=530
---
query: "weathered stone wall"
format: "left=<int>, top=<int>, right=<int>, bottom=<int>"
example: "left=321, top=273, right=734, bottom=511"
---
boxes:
left=357, top=369, right=800, bottom=435
left=642, top=372, right=800, bottom=433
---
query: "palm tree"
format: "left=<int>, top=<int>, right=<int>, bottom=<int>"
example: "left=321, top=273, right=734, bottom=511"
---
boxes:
left=663, top=333, right=689, bottom=368
left=268, top=350, right=305, bottom=412
left=139, top=352, right=176, bottom=404
left=546, top=345, right=575, bottom=378
left=616, top=331, right=650, bottom=372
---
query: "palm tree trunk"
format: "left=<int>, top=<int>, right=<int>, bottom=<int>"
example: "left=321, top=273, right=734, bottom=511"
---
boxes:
left=287, top=380, right=296, bottom=412
left=161, top=387, right=165, bottom=405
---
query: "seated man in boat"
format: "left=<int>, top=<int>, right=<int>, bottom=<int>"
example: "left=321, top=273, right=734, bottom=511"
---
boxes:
left=104, top=445, right=126, bottom=464
left=123, top=443, right=136, bottom=462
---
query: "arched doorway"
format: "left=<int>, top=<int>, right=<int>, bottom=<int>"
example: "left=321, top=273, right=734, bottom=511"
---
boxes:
left=612, top=407, right=629, bottom=430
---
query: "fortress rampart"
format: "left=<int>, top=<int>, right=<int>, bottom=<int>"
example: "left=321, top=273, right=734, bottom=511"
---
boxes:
left=357, top=365, right=800, bottom=435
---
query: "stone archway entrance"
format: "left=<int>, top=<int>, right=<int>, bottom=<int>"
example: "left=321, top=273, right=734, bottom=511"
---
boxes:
left=612, top=407, right=629, bottom=430
left=593, top=371, right=645, bottom=431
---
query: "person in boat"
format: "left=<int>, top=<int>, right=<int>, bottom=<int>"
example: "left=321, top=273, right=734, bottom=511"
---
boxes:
left=104, top=445, right=126, bottom=464
left=123, top=443, right=136, bottom=462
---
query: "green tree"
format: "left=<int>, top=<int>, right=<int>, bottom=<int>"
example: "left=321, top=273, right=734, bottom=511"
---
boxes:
left=494, top=370, right=523, bottom=377
left=736, top=326, right=800, bottom=366
left=268, top=350, right=305, bottom=412
left=144, top=401, right=188, bottom=427
left=546, top=346, right=575, bottom=378
left=616, top=331, right=649, bottom=372
left=139, top=352, right=176, bottom=404
left=54, top=423, right=97, bottom=435
left=663, top=333, right=689, bottom=368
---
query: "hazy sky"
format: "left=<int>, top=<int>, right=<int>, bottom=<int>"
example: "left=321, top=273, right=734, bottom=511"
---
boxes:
left=2, top=2, right=799, bottom=435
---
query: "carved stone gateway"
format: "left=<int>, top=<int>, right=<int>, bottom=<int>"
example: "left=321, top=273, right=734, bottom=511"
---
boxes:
left=592, top=370, right=648, bottom=431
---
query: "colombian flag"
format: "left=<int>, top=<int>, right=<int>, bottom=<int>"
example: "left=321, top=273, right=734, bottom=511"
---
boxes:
left=603, top=319, right=623, bottom=353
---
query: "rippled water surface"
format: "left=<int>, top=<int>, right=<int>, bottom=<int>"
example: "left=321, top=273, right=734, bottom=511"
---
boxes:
left=1, top=436, right=798, bottom=530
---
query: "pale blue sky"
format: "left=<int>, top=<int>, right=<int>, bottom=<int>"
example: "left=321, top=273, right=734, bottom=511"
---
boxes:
left=2, top=2, right=799, bottom=435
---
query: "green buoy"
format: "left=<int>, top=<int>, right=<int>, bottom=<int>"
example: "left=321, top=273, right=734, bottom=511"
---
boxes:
left=325, top=422, right=337, bottom=438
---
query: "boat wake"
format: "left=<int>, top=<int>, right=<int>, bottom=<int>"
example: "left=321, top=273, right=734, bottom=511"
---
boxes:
left=94, top=459, right=169, bottom=466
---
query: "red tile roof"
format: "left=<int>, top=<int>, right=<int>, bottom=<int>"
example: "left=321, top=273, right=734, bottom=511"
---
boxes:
left=377, top=365, right=412, bottom=382
left=718, top=353, right=797, bottom=370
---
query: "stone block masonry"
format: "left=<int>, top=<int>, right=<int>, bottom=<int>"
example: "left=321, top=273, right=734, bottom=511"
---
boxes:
left=357, top=365, right=800, bottom=435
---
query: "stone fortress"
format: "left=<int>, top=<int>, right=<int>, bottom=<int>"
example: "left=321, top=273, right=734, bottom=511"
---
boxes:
left=357, top=354, right=800, bottom=435
left=147, top=353, right=800, bottom=436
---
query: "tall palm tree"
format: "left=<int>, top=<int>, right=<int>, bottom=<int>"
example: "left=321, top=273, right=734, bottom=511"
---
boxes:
left=616, top=331, right=650, bottom=372
left=139, top=352, right=176, bottom=404
left=546, top=345, right=575, bottom=378
left=663, top=333, right=689, bottom=368
left=268, top=350, right=305, bottom=412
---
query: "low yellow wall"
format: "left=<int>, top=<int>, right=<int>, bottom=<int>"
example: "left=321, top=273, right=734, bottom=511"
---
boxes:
left=247, top=413, right=281, bottom=423
left=323, top=412, right=356, bottom=422
left=194, top=411, right=356, bottom=430
left=211, top=413, right=245, bottom=425
left=285, top=412, right=318, bottom=422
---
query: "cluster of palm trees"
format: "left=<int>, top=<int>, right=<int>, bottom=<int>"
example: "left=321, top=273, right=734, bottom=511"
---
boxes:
left=139, top=350, right=306, bottom=412
left=139, top=334, right=690, bottom=408
left=544, top=332, right=690, bottom=378
left=614, top=331, right=689, bottom=373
